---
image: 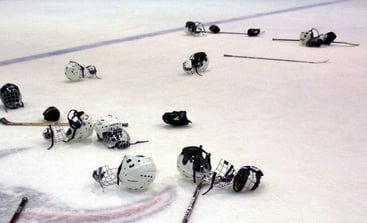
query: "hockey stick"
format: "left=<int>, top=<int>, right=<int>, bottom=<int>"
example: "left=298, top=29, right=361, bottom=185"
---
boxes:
left=224, top=54, right=329, bottom=64
left=0, top=117, right=69, bottom=126
left=208, top=30, right=265, bottom=36
left=0, top=117, right=128, bottom=127
left=9, top=196, right=28, bottom=223
left=182, top=182, right=204, bottom=223
left=272, top=38, right=360, bottom=46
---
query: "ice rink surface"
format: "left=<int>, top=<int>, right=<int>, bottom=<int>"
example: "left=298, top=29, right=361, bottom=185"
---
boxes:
left=0, top=0, right=366, bottom=222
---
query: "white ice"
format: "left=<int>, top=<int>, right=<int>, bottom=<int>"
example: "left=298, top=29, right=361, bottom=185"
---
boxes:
left=0, top=0, right=366, bottom=222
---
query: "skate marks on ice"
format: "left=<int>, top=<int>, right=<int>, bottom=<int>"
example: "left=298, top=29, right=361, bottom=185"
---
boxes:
left=0, top=147, right=29, bottom=159
left=0, top=149, right=176, bottom=222
left=1, top=186, right=175, bottom=223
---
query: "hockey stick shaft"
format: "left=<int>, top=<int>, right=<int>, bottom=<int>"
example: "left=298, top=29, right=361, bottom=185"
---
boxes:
left=0, top=117, right=128, bottom=127
left=224, top=54, right=328, bottom=64
left=9, top=196, right=28, bottom=223
left=0, top=117, right=69, bottom=126
left=218, top=31, right=246, bottom=35
left=182, top=182, right=203, bottom=223
left=272, top=38, right=359, bottom=46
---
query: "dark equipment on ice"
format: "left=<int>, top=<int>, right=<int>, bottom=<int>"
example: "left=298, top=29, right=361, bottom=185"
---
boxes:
left=1, top=83, right=24, bottom=109
left=272, top=28, right=359, bottom=47
left=43, top=106, right=60, bottom=122
left=162, top=111, right=191, bottom=126
left=209, top=24, right=262, bottom=36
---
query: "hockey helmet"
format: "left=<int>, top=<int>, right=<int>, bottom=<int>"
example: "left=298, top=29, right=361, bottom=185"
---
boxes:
left=177, top=145, right=211, bottom=183
left=95, top=115, right=130, bottom=149
left=65, top=61, right=85, bottom=81
left=233, top=166, right=264, bottom=192
left=183, top=52, right=209, bottom=75
left=65, top=109, right=94, bottom=141
left=0, top=83, right=24, bottom=109
left=117, top=155, right=156, bottom=190
left=185, top=21, right=205, bottom=35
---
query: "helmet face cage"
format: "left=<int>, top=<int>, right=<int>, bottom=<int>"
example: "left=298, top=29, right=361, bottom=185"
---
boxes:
left=1, top=83, right=24, bottom=109
left=95, top=115, right=129, bottom=149
left=117, top=155, right=156, bottom=190
left=43, top=125, right=67, bottom=142
left=92, top=165, right=119, bottom=189
left=102, top=128, right=130, bottom=149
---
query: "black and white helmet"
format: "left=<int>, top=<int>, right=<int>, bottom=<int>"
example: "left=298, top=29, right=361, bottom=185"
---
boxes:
left=0, top=83, right=24, bottom=109
left=117, top=155, right=156, bottom=190
left=185, top=21, right=205, bottom=35
left=65, top=109, right=94, bottom=141
left=65, top=61, right=85, bottom=81
left=233, top=166, right=264, bottom=192
left=177, top=145, right=211, bottom=183
left=183, top=52, right=209, bottom=75
left=95, top=115, right=130, bottom=149
left=65, top=61, right=99, bottom=81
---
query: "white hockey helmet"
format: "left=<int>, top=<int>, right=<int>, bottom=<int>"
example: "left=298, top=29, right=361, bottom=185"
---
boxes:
left=177, top=145, right=212, bottom=183
left=65, top=109, right=94, bottom=141
left=95, top=115, right=130, bottom=149
left=117, top=155, right=156, bottom=190
left=65, top=61, right=85, bottom=81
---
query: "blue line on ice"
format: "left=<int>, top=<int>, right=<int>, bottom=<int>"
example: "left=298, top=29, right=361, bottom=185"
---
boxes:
left=0, top=0, right=348, bottom=66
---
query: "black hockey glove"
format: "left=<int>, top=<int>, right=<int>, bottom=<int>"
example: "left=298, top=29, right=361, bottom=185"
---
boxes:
left=162, top=111, right=191, bottom=126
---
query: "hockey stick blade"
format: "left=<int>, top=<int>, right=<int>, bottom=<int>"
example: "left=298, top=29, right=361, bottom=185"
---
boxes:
left=9, top=196, right=28, bottom=223
left=182, top=182, right=204, bottom=223
left=0, top=117, right=128, bottom=127
left=224, top=54, right=329, bottom=64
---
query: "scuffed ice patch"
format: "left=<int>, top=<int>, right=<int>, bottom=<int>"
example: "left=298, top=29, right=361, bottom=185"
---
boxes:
left=0, top=148, right=176, bottom=223
left=1, top=185, right=176, bottom=223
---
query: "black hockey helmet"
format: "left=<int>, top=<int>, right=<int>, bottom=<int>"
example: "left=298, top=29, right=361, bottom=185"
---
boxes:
left=0, top=83, right=24, bottom=109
